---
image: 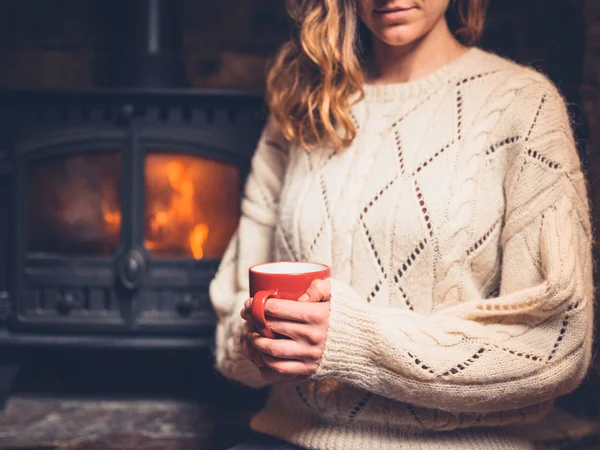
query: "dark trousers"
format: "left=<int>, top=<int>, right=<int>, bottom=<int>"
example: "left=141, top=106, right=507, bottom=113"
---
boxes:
left=227, top=432, right=305, bottom=450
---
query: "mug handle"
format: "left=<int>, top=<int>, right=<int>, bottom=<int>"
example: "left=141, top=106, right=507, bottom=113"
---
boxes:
left=251, top=290, right=278, bottom=339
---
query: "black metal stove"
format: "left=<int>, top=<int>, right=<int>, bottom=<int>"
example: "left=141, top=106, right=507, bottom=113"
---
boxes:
left=0, top=0, right=264, bottom=349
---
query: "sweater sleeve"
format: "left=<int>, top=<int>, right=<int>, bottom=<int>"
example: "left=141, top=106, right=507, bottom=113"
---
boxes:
left=209, top=118, right=288, bottom=389
left=314, top=82, right=595, bottom=413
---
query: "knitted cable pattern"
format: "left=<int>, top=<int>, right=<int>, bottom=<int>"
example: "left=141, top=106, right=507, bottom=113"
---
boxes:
left=210, top=48, right=593, bottom=450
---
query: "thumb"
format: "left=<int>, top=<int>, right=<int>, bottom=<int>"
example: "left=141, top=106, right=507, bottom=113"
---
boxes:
left=298, top=278, right=331, bottom=302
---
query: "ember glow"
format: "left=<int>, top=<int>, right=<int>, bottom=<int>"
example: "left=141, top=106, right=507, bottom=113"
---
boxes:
left=102, top=202, right=121, bottom=243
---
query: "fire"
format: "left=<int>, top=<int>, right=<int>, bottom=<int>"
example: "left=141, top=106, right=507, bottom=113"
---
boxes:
left=190, top=223, right=210, bottom=259
left=101, top=156, right=211, bottom=260
left=145, top=158, right=210, bottom=259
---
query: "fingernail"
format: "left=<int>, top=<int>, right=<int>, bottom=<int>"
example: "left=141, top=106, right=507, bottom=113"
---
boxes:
left=244, top=299, right=251, bottom=309
left=298, top=294, right=309, bottom=302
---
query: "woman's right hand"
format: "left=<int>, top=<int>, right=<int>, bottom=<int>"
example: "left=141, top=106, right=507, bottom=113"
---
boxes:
left=240, top=300, right=302, bottom=385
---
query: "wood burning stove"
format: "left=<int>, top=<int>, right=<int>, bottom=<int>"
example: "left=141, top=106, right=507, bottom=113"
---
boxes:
left=0, top=0, right=265, bottom=349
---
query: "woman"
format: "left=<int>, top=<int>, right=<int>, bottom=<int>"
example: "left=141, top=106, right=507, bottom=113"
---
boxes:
left=210, top=0, right=594, bottom=449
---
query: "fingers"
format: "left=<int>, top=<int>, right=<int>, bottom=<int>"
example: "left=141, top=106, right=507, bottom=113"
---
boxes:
left=262, top=298, right=330, bottom=324
left=266, top=318, right=327, bottom=346
left=243, top=296, right=301, bottom=323
left=240, top=298, right=253, bottom=322
left=241, top=288, right=330, bottom=324
left=241, top=335, right=265, bottom=368
left=262, top=298, right=308, bottom=322
left=265, top=317, right=304, bottom=340
left=240, top=305, right=253, bottom=323
left=240, top=322, right=265, bottom=368
left=250, top=332, right=322, bottom=361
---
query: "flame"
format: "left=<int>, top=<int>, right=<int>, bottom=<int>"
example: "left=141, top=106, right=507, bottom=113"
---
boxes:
left=145, top=159, right=210, bottom=259
left=102, top=203, right=121, bottom=238
left=145, top=158, right=210, bottom=259
left=100, top=156, right=210, bottom=260
left=190, top=223, right=210, bottom=259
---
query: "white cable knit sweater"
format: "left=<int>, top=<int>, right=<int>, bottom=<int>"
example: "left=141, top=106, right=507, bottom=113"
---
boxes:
left=209, top=48, right=595, bottom=450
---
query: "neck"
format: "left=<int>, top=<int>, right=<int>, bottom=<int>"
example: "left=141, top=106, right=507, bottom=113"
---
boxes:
left=369, top=19, right=467, bottom=84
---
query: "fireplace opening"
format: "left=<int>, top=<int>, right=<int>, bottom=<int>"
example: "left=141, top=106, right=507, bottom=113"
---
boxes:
left=27, top=151, right=240, bottom=261
left=28, top=152, right=123, bottom=256
left=143, top=153, right=239, bottom=260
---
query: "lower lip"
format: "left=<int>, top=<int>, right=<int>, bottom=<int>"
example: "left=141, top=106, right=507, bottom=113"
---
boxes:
left=374, top=7, right=416, bottom=20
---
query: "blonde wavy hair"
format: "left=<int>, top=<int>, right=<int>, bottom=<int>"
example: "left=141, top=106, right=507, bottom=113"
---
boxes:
left=267, top=0, right=489, bottom=151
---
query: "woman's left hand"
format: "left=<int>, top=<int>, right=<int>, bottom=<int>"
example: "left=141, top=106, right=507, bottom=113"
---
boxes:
left=241, top=279, right=331, bottom=379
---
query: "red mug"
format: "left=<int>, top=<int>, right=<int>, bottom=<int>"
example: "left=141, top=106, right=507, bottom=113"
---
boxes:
left=249, top=262, right=331, bottom=338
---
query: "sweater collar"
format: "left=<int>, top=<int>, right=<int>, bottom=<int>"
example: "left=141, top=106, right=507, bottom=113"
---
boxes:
left=362, top=47, right=482, bottom=103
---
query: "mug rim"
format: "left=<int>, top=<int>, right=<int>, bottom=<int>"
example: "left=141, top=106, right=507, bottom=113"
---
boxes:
left=249, top=261, right=330, bottom=276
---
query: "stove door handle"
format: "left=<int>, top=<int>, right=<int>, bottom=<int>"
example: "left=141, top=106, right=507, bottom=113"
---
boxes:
left=117, top=249, right=147, bottom=291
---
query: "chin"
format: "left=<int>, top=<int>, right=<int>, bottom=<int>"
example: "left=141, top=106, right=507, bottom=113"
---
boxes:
left=376, top=26, right=425, bottom=47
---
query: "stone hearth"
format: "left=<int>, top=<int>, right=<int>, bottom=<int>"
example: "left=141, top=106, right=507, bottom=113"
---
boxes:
left=0, top=396, right=598, bottom=450
left=0, top=396, right=249, bottom=449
